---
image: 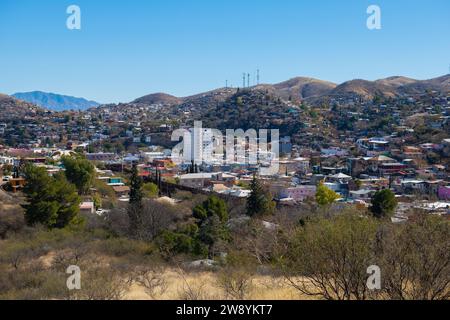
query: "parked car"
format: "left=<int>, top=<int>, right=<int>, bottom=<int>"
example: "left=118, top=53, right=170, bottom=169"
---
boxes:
left=96, top=209, right=110, bottom=216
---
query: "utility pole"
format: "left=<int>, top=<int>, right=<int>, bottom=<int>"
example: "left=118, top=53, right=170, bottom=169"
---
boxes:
left=243, top=73, right=246, bottom=88
left=257, top=69, right=260, bottom=85
left=247, top=73, right=250, bottom=88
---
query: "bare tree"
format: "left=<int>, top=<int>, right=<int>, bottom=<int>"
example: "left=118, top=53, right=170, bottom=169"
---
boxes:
left=378, top=214, right=450, bottom=300
left=231, top=219, right=279, bottom=265
left=216, top=267, right=253, bottom=300
left=51, top=245, right=90, bottom=273
left=278, top=211, right=380, bottom=300
left=106, top=200, right=182, bottom=241
left=69, top=264, right=130, bottom=300
left=104, top=204, right=129, bottom=237
left=131, top=265, right=168, bottom=299
left=0, top=205, right=25, bottom=239
left=138, top=200, right=179, bottom=241
left=176, top=268, right=215, bottom=300
left=0, top=242, right=35, bottom=270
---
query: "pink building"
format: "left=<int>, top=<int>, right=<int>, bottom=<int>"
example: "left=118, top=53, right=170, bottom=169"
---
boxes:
left=279, top=185, right=317, bottom=201
left=438, top=186, right=450, bottom=200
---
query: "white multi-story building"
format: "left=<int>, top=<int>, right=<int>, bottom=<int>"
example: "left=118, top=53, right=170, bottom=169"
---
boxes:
left=183, top=127, right=220, bottom=165
left=180, top=124, right=278, bottom=172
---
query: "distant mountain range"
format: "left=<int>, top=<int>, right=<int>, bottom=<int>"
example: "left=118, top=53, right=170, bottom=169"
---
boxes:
left=132, top=74, right=450, bottom=106
left=12, top=91, right=100, bottom=111
left=3, top=75, right=449, bottom=115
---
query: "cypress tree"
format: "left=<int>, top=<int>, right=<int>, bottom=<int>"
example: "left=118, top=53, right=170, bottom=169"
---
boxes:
left=128, top=162, right=143, bottom=236
left=246, top=174, right=272, bottom=217
left=129, top=162, right=143, bottom=204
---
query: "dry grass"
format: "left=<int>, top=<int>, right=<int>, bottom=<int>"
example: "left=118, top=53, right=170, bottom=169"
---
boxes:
left=124, top=269, right=310, bottom=300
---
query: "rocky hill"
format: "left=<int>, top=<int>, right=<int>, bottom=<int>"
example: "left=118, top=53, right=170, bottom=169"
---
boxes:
left=399, top=75, right=450, bottom=95
left=132, top=92, right=182, bottom=105
left=0, top=94, right=47, bottom=120
left=130, top=75, right=450, bottom=109
left=272, top=77, right=337, bottom=100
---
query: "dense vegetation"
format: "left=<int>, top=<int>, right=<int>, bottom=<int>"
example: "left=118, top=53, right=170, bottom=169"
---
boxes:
left=0, top=166, right=448, bottom=300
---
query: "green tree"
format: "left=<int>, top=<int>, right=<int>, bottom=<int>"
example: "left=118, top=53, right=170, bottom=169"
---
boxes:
left=373, top=95, right=382, bottom=104
left=193, top=195, right=228, bottom=223
left=62, top=156, right=95, bottom=195
left=142, top=182, right=159, bottom=198
left=92, top=193, right=102, bottom=210
left=128, top=163, right=143, bottom=236
left=22, top=165, right=81, bottom=229
left=370, top=189, right=398, bottom=219
left=156, top=222, right=209, bottom=259
left=315, top=182, right=340, bottom=206
left=246, top=175, right=274, bottom=217
left=2, top=164, right=13, bottom=176
left=93, top=179, right=116, bottom=200
left=193, top=196, right=229, bottom=258
left=198, top=214, right=229, bottom=258
left=129, top=163, right=143, bottom=205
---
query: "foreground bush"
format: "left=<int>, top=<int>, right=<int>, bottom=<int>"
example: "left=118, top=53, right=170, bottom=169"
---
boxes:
left=277, top=211, right=450, bottom=300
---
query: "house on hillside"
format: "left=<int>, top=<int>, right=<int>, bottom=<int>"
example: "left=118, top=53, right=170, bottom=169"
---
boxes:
left=80, top=202, right=95, bottom=214
left=112, top=186, right=130, bottom=198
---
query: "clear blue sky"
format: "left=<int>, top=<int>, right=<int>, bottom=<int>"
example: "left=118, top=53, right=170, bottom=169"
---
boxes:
left=0, top=0, right=449, bottom=103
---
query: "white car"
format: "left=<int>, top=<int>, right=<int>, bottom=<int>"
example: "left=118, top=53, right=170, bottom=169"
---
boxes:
left=96, top=209, right=110, bottom=216
left=2, top=176, right=12, bottom=182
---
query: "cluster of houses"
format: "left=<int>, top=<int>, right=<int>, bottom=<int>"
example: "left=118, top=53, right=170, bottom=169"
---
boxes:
left=1, top=88, right=449, bottom=220
left=1, top=127, right=450, bottom=220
